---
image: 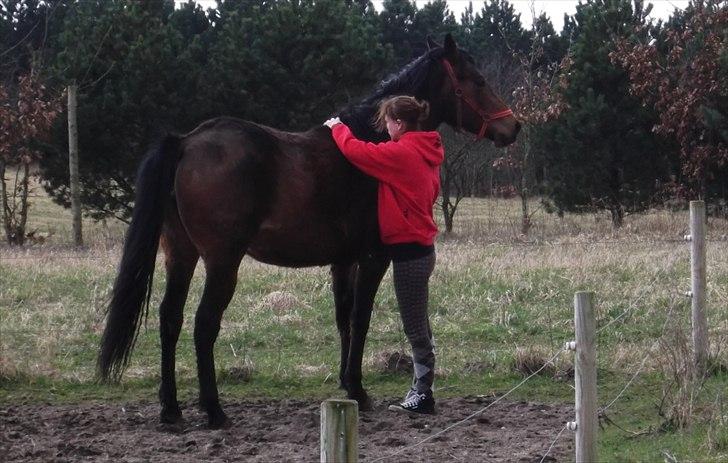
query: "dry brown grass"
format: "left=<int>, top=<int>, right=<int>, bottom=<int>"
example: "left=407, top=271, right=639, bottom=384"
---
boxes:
left=705, top=393, right=728, bottom=455
left=2, top=186, right=728, bottom=387
left=656, top=325, right=700, bottom=429
left=513, top=345, right=557, bottom=376
left=5, top=170, right=726, bottom=248
left=439, top=197, right=726, bottom=244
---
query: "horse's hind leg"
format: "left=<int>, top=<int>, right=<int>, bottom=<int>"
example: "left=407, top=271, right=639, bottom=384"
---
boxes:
left=194, top=251, right=245, bottom=429
left=158, top=210, right=199, bottom=424
left=331, top=264, right=356, bottom=389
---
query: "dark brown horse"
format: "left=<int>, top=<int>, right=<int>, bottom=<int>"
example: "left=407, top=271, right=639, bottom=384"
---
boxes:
left=98, top=34, right=520, bottom=428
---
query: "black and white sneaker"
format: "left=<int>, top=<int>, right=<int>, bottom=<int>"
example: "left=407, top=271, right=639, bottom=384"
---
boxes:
left=388, top=389, right=436, bottom=415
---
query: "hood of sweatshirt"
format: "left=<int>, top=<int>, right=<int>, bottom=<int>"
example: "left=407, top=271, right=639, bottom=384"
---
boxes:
left=400, top=131, right=445, bottom=167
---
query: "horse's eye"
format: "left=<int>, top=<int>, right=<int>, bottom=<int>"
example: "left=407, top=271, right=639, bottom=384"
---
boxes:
left=475, top=79, right=486, bottom=88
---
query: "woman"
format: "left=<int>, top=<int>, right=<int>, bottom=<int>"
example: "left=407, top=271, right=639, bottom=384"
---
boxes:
left=323, top=95, right=444, bottom=415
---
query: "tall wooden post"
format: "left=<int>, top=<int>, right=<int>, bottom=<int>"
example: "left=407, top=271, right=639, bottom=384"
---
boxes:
left=689, top=200, right=709, bottom=369
left=321, top=399, right=358, bottom=463
left=67, top=83, right=82, bottom=246
left=574, top=291, right=597, bottom=463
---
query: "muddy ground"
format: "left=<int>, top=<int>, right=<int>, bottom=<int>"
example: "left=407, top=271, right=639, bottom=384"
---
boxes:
left=1, top=397, right=574, bottom=462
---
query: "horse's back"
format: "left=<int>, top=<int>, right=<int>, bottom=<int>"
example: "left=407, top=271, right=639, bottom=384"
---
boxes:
left=174, top=117, right=378, bottom=267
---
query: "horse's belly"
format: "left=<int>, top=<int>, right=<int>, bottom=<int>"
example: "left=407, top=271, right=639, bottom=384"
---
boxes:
left=246, top=219, right=356, bottom=267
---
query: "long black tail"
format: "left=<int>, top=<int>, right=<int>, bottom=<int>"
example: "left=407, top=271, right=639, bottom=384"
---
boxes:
left=98, top=135, right=182, bottom=382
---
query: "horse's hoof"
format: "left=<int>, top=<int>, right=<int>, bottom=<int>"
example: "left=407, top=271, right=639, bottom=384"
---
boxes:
left=358, top=397, right=373, bottom=412
left=350, top=392, right=373, bottom=411
left=207, top=412, right=231, bottom=430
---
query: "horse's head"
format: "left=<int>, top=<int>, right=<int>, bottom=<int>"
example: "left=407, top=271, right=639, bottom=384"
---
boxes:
left=427, top=34, right=521, bottom=147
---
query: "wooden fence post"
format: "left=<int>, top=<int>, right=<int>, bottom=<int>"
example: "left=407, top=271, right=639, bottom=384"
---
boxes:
left=574, top=291, right=597, bottom=463
left=688, top=200, right=709, bottom=370
left=321, top=399, right=358, bottom=463
left=67, top=82, right=82, bottom=247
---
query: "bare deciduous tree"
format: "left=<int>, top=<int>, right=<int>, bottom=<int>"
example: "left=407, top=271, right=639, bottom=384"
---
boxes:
left=0, top=72, right=60, bottom=245
left=496, top=11, right=571, bottom=235
left=611, top=0, right=728, bottom=198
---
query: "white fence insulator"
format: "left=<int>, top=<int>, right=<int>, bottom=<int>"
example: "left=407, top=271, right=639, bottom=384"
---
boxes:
left=564, top=341, right=577, bottom=351
left=567, top=421, right=578, bottom=431
left=684, top=234, right=692, bottom=242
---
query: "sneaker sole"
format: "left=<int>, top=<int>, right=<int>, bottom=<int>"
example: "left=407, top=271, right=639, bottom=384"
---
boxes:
left=387, top=404, right=437, bottom=415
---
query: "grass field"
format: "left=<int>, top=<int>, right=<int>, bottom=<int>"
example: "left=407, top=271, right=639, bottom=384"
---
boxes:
left=2, top=183, right=728, bottom=461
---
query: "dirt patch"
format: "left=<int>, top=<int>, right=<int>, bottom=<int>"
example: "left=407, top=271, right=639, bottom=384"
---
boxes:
left=0, top=397, right=573, bottom=462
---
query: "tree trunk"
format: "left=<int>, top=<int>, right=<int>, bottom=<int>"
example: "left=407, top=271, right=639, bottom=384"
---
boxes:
left=444, top=203, right=454, bottom=233
left=518, top=130, right=534, bottom=236
left=17, top=162, right=29, bottom=246
left=0, top=161, right=31, bottom=245
left=520, top=190, right=531, bottom=235
left=0, top=159, right=10, bottom=243
left=440, top=175, right=454, bottom=234
left=441, top=189, right=455, bottom=234
left=610, top=206, right=623, bottom=228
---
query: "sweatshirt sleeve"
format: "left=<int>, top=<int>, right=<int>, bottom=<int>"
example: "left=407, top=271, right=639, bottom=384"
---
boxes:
left=331, top=123, right=404, bottom=183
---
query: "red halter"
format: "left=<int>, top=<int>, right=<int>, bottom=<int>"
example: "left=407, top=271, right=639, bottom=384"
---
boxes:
left=441, top=59, right=514, bottom=140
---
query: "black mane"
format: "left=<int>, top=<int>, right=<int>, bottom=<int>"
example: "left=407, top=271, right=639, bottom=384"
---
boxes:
left=338, top=48, right=446, bottom=142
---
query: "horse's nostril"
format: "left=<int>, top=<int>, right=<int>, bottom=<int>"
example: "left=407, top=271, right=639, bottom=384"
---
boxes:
left=515, top=121, right=522, bottom=134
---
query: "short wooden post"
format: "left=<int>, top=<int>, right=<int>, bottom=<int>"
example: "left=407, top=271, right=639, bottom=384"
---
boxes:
left=574, top=291, right=597, bottom=463
left=689, top=200, right=709, bottom=370
left=321, top=399, right=358, bottom=463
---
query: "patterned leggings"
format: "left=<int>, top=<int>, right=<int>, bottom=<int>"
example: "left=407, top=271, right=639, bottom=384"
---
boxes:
left=392, top=251, right=436, bottom=394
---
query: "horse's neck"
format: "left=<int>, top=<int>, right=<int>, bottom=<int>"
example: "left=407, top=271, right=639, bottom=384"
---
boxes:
left=420, top=115, right=441, bottom=132
left=420, top=99, right=444, bottom=132
left=340, top=106, right=387, bottom=143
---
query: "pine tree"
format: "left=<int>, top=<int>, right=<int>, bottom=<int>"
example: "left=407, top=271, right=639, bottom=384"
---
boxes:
left=539, top=0, right=668, bottom=227
left=202, top=0, right=389, bottom=131
left=41, top=0, right=197, bottom=220
left=379, top=0, right=418, bottom=66
left=39, top=0, right=389, bottom=220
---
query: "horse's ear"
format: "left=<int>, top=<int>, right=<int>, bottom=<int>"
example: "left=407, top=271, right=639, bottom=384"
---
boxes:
left=426, top=35, right=440, bottom=50
left=443, top=33, right=459, bottom=62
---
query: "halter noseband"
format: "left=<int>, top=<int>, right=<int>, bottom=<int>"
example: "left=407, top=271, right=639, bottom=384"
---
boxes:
left=441, top=59, right=514, bottom=140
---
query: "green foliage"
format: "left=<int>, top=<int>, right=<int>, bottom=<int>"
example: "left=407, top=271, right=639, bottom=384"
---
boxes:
left=698, top=5, right=728, bottom=199
left=0, top=0, right=567, bottom=223
left=40, top=1, right=193, bottom=220
left=610, top=0, right=728, bottom=204
left=531, top=13, right=569, bottom=69
left=38, top=0, right=389, bottom=221
left=475, top=0, right=530, bottom=54
left=3, top=195, right=728, bottom=459
left=201, top=0, right=389, bottom=130
left=538, top=0, right=668, bottom=226
left=4, top=0, right=722, bottom=229
left=0, top=0, right=72, bottom=83
left=377, top=0, right=458, bottom=65
left=435, top=0, right=529, bottom=115
left=379, top=0, right=418, bottom=65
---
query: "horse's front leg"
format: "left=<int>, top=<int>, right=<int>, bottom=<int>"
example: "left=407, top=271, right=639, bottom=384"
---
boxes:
left=344, top=255, right=390, bottom=410
left=331, top=264, right=356, bottom=389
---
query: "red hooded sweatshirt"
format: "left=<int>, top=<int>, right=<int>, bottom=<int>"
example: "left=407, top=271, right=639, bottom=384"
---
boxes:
left=331, top=123, right=445, bottom=246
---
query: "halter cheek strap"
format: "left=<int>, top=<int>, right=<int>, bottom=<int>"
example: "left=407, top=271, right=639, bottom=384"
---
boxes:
left=441, top=59, right=514, bottom=139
